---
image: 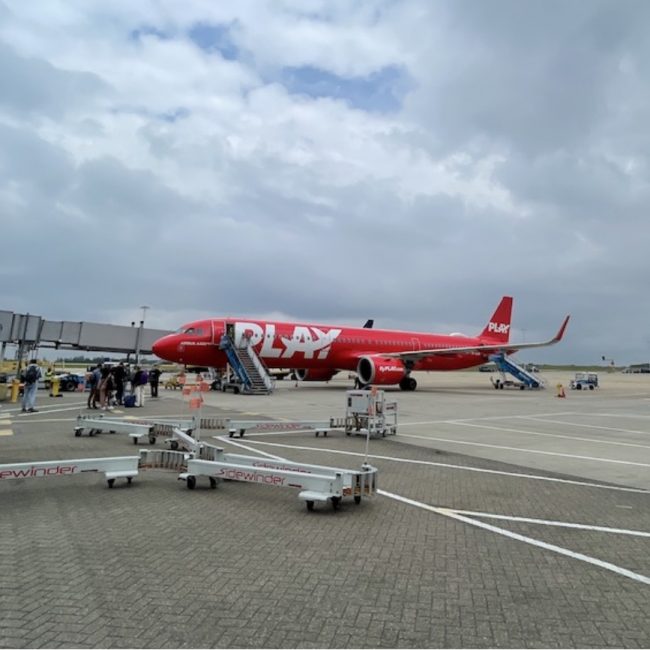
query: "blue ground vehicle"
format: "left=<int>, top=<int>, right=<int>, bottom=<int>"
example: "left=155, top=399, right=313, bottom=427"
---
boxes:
left=570, top=372, right=598, bottom=390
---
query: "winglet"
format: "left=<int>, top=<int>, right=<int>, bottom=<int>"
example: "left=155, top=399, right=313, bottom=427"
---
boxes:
left=552, top=315, right=570, bottom=343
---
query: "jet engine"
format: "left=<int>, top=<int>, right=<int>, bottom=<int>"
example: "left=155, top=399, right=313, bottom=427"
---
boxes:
left=293, top=369, right=338, bottom=381
left=357, top=356, right=407, bottom=385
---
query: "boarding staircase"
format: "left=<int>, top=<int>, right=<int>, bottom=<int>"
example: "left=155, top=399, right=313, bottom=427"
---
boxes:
left=489, top=353, right=545, bottom=389
left=219, top=334, right=274, bottom=395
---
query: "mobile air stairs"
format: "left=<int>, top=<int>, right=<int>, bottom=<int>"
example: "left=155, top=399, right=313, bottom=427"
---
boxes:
left=488, top=353, right=545, bottom=390
left=219, top=333, right=274, bottom=395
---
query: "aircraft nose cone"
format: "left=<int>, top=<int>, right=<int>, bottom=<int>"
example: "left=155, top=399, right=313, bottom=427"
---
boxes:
left=152, top=336, right=171, bottom=361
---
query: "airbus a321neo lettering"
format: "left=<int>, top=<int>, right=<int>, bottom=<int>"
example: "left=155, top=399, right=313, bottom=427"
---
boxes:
left=152, top=296, right=569, bottom=391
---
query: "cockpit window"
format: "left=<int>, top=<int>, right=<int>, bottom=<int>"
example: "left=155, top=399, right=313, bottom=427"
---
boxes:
left=176, top=327, right=204, bottom=336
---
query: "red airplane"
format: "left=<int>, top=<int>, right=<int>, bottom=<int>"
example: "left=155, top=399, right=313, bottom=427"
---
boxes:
left=152, top=296, right=569, bottom=391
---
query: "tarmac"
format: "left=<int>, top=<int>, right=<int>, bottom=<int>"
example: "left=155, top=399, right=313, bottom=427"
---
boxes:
left=0, top=370, right=648, bottom=648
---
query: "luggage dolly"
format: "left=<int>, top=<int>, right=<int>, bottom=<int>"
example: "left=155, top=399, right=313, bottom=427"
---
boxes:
left=226, top=419, right=334, bottom=438
left=151, top=439, right=379, bottom=512
left=0, top=456, right=140, bottom=489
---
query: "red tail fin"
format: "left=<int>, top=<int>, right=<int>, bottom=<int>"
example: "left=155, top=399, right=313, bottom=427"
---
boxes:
left=479, top=296, right=513, bottom=343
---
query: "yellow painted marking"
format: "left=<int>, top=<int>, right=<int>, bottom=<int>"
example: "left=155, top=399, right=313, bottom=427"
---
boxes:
left=0, top=429, right=13, bottom=436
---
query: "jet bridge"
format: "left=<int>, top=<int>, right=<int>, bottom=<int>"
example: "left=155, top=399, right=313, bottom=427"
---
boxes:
left=489, top=353, right=545, bottom=389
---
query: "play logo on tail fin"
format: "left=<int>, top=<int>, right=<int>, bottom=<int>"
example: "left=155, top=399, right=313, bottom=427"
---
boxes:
left=479, top=296, right=513, bottom=343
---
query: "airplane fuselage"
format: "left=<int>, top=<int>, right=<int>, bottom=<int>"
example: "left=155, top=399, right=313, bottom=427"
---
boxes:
left=153, top=318, right=492, bottom=372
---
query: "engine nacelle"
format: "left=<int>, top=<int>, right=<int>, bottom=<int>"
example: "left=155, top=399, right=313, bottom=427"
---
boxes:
left=357, top=356, right=407, bottom=385
left=293, top=368, right=338, bottom=382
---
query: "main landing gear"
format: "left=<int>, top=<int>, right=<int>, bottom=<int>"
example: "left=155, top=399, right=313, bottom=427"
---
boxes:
left=399, top=376, right=417, bottom=391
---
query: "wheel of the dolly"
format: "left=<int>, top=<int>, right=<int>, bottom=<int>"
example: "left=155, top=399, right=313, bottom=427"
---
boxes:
left=315, top=431, right=319, bottom=437
left=107, top=479, right=115, bottom=489
left=170, top=440, right=179, bottom=451
left=74, top=430, right=82, bottom=437
left=354, top=496, right=361, bottom=505
left=589, top=385, right=594, bottom=390
left=88, top=429, right=94, bottom=437
left=306, top=500, right=315, bottom=511
left=228, top=430, right=234, bottom=438
left=133, top=437, right=138, bottom=444
left=239, top=430, right=245, bottom=438
left=149, top=436, right=156, bottom=445
left=209, top=477, right=218, bottom=489
left=127, top=477, right=133, bottom=485
left=331, top=496, right=341, bottom=510
left=186, top=475, right=196, bottom=490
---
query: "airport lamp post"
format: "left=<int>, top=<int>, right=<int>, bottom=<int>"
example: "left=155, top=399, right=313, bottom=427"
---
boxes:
left=135, top=306, right=150, bottom=365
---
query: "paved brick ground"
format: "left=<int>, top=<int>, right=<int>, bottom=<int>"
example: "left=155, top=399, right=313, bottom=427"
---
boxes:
left=0, top=394, right=648, bottom=648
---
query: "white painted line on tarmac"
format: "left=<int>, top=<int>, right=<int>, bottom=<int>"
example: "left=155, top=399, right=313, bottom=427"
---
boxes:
left=400, top=432, right=650, bottom=467
left=379, top=490, right=650, bottom=586
left=520, top=416, right=650, bottom=437
left=591, top=413, right=650, bottom=419
left=446, top=421, right=650, bottom=450
left=215, top=435, right=287, bottom=461
left=401, top=412, right=577, bottom=427
left=15, top=404, right=90, bottom=418
left=447, top=509, right=650, bottom=537
left=227, top=439, right=649, bottom=494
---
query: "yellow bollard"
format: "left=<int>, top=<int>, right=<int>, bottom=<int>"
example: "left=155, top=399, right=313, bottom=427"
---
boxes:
left=50, top=376, right=61, bottom=398
left=10, top=378, right=21, bottom=403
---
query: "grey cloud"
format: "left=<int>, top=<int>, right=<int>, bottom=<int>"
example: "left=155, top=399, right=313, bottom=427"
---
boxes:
left=408, top=0, right=650, bottom=157
left=0, top=42, right=108, bottom=118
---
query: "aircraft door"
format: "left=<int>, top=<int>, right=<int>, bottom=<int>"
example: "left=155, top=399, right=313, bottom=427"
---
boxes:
left=411, top=337, right=421, bottom=350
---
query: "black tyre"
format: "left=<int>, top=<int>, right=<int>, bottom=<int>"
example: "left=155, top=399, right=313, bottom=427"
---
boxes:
left=354, top=496, right=361, bottom=505
left=170, top=440, right=179, bottom=450
left=408, top=377, right=417, bottom=391
left=74, top=430, right=82, bottom=437
left=149, top=436, right=156, bottom=445
left=107, top=478, right=115, bottom=488
left=209, top=477, right=218, bottom=489
left=306, top=500, right=314, bottom=511
left=331, top=496, right=341, bottom=510
left=186, top=475, right=196, bottom=490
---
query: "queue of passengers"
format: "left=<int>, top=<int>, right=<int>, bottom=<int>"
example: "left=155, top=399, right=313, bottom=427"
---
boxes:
left=86, top=363, right=162, bottom=410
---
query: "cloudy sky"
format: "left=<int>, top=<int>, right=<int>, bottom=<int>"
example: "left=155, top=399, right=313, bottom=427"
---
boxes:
left=1, top=0, right=649, bottom=364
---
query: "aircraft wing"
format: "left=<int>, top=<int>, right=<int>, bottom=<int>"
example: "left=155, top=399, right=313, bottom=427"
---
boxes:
left=383, top=315, right=570, bottom=363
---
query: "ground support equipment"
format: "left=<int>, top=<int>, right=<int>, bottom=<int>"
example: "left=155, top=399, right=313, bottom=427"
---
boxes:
left=570, top=372, right=599, bottom=390
left=0, top=456, right=140, bottom=488
left=149, top=441, right=378, bottom=511
left=488, top=353, right=545, bottom=389
left=73, top=415, right=228, bottom=448
left=334, top=390, right=398, bottom=438
left=74, top=414, right=158, bottom=444
left=226, top=419, right=334, bottom=438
